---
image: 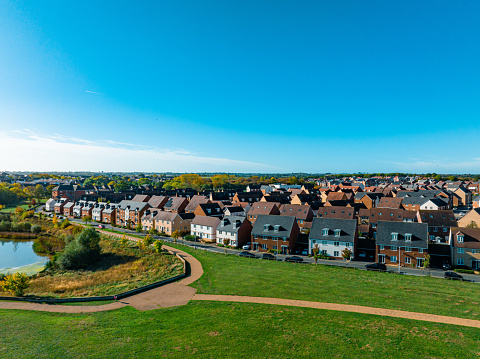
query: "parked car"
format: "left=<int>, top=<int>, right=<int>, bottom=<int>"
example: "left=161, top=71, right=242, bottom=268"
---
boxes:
left=261, top=253, right=276, bottom=261
left=442, top=261, right=452, bottom=270
left=238, top=251, right=256, bottom=258
left=98, top=224, right=105, bottom=229
left=242, top=242, right=251, bottom=250
left=301, top=249, right=308, bottom=256
left=284, top=256, right=303, bottom=263
left=358, top=251, right=367, bottom=258
left=444, top=271, right=464, bottom=281
left=365, top=263, right=387, bottom=272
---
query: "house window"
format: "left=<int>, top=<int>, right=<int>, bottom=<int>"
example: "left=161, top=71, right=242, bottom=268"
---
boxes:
left=458, top=235, right=464, bottom=243
left=391, top=233, right=398, bottom=240
left=443, top=228, right=447, bottom=232
left=379, top=245, right=384, bottom=250
left=405, top=233, right=412, bottom=241
left=273, top=245, right=277, bottom=250
left=391, top=256, right=397, bottom=263
left=334, top=229, right=341, bottom=237
left=391, top=246, right=397, bottom=251
left=405, top=247, right=412, bottom=252
left=322, top=240, right=328, bottom=245
left=433, top=227, right=437, bottom=232
left=473, top=249, right=477, bottom=254
left=405, top=257, right=411, bottom=264
left=261, top=244, right=267, bottom=250
left=419, top=248, right=424, bottom=253
left=372, top=224, right=377, bottom=229
left=458, top=248, right=465, bottom=254
left=345, top=243, right=350, bottom=247
left=334, top=241, right=339, bottom=246
left=321, top=250, right=327, bottom=255
left=323, top=229, right=329, bottom=236
left=457, top=258, right=464, bottom=266
left=334, top=251, right=339, bottom=257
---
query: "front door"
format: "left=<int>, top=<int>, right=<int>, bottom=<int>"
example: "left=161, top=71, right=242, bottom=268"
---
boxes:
left=281, top=245, right=288, bottom=254
left=472, top=260, right=480, bottom=270
left=417, top=258, right=425, bottom=268
left=378, top=254, right=385, bottom=263
left=253, top=242, right=259, bottom=250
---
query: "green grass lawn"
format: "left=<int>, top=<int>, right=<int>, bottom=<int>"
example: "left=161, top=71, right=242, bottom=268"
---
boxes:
left=1, top=301, right=479, bottom=358
left=168, top=243, right=480, bottom=320
left=0, top=203, right=31, bottom=213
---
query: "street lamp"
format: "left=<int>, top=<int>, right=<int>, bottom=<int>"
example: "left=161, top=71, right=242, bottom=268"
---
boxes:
left=398, top=246, right=401, bottom=274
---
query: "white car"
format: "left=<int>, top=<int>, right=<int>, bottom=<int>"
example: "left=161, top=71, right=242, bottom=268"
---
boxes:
left=242, top=242, right=251, bottom=250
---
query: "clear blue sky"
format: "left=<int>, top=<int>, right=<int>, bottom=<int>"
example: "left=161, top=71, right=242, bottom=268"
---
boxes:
left=1, top=1, right=479, bottom=173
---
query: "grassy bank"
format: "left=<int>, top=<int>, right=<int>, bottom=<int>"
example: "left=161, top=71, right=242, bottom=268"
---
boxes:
left=1, top=301, right=479, bottom=358
left=168, top=243, right=480, bottom=320
left=5, top=237, right=183, bottom=298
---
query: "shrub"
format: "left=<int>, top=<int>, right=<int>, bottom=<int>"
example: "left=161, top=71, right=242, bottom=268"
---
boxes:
left=120, top=235, right=128, bottom=247
left=21, top=210, right=34, bottom=219
left=148, top=228, right=159, bottom=235
left=183, top=235, right=196, bottom=241
left=60, top=219, right=71, bottom=229
left=56, top=228, right=102, bottom=270
left=143, top=235, right=154, bottom=247
left=0, top=272, right=30, bottom=296
left=153, top=240, right=163, bottom=253
left=0, top=220, right=11, bottom=231
left=455, top=268, right=476, bottom=274
left=31, top=225, right=42, bottom=234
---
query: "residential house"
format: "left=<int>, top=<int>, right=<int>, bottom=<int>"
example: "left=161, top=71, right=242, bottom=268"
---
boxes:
left=81, top=201, right=96, bottom=218
left=291, top=193, right=320, bottom=205
left=185, top=195, right=210, bottom=213
left=450, top=227, right=480, bottom=269
left=279, top=204, right=313, bottom=229
left=232, top=192, right=263, bottom=204
left=92, top=202, right=108, bottom=222
left=116, top=200, right=150, bottom=226
left=191, top=216, right=221, bottom=243
left=458, top=208, right=480, bottom=228
left=354, top=192, right=384, bottom=209
left=309, top=217, right=358, bottom=260
left=376, top=221, right=429, bottom=268
left=45, top=198, right=57, bottom=212
left=251, top=215, right=299, bottom=254
left=63, top=202, right=74, bottom=217
left=51, top=184, right=86, bottom=201
left=101, top=204, right=118, bottom=224
left=377, top=197, right=403, bottom=209
left=417, top=210, right=457, bottom=243
left=473, top=195, right=480, bottom=209
left=143, top=211, right=194, bottom=235
left=224, top=205, right=245, bottom=217
left=162, top=197, right=188, bottom=213
left=247, top=202, right=280, bottom=224
left=216, top=216, right=252, bottom=248
left=419, top=198, right=449, bottom=211
left=194, top=203, right=224, bottom=217
left=453, top=187, right=471, bottom=207
left=131, top=194, right=151, bottom=203
left=73, top=201, right=86, bottom=217
left=53, top=198, right=68, bottom=214
left=317, top=206, right=355, bottom=220
left=147, top=195, right=169, bottom=210
left=261, top=193, right=291, bottom=205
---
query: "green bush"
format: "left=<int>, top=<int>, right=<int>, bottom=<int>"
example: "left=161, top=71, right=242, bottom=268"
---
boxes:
left=455, top=268, right=476, bottom=274
left=60, top=219, right=71, bottom=229
left=31, top=225, right=42, bottom=234
left=0, top=220, right=11, bottom=231
left=184, top=235, right=196, bottom=241
left=56, top=228, right=102, bottom=270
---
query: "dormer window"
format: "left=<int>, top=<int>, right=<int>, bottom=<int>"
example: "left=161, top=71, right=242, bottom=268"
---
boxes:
left=264, top=224, right=270, bottom=231
left=458, top=234, right=464, bottom=243
left=405, top=233, right=412, bottom=241
left=323, top=228, right=329, bottom=236
left=391, top=233, right=398, bottom=240
left=334, top=229, right=341, bottom=237
left=274, top=225, right=280, bottom=232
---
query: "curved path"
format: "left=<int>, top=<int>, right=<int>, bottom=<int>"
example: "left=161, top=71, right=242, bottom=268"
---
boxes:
left=1, top=233, right=480, bottom=329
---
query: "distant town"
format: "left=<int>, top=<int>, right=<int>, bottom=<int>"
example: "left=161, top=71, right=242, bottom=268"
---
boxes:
left=1, top=171, right=480, bottom=270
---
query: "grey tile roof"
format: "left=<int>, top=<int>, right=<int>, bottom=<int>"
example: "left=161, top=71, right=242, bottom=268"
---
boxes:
left=217, top=216, right=247, bottom=233
left=309, top=218, right=357, bottom=243
left=376, top=221, right=428, bottom=248
left=251, top=215, right=296, bottom=237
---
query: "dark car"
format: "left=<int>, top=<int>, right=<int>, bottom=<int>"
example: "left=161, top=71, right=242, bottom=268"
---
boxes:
left=444, top=271, right=464, bottom=281
left=442, top=262, right=452, bottom=270
left=284, top=256, right=303, bottom=263
left=261, top=253, right=276, bottom=261
left=365, top=262, right=387, bottom=272
left=238, top=251, right=256, bottom=258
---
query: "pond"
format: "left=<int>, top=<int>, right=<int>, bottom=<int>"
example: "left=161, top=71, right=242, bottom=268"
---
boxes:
left=0, top=240, right=48, bottom=275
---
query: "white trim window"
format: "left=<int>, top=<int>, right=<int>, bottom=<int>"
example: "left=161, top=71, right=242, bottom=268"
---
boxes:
left=405, top=257, right=411, bottom=264
left=457, top=258, right=464, bottom=266
left=458, top=235, right=464, bottom=243
left=457, top=248, right=465, bottom=254
left=391, top=256, right=397, bottom=263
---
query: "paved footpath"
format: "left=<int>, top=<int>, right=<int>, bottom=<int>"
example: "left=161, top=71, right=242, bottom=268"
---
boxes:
left=1, top=232, right=480, bottom=328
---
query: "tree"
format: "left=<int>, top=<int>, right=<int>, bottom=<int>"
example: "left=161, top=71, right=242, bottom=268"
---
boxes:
left=172, top=230, right=180, bottom=243
left=153, top=240, right=163, bottom=253
left=312, top=244, right=320, bottom=265
left=82, top=215, right=92, bottom=225
left=136, top=222, right=143, bottom=233
left=424, top=254, right=431, bottom=269
left=33, top=184, right=44, bottom=200
left=56, top=228, right=102, bottom=270
left=0, top=272, right=30, bottom=296
left=466, top=221, right=478, bottom=229
left=342, top=248, right=352, bottom=261
left=120, top=234, right=128, bottom=247
left=15, top=207, right=25, bottom=216
left=223, top=238, right=230, bottom=255
left=143, top=234, right=154, bottom=248
left=52, top=214, right=58, bottom=227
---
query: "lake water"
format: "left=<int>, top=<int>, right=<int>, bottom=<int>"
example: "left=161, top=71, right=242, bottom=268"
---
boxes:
left=0, top=240, right=48, bottom=274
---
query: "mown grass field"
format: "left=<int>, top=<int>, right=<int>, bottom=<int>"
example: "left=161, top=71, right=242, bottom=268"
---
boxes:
left=168, top=243, right=480, bottom=320
left=1, top=302, right=480, bottom=358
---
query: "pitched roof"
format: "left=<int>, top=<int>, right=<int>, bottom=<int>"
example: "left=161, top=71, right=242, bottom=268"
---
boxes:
left=185, top=195, right=210, bottom=212
left=318, top=206, right=355, bottom=219
left=451, top=227, right=480, bottom=248
left=118, top=200, right=150, bottom=211
left=248, top=202, right=279, bottom=216
left=148, top=195, right=169, bottom=209
left=376, top=221, right=428, bottom=248
left=309, top=217, right=357, bottom=243
left=418, top=210, right=457, bottom=227
left=192, top=216, right=221, bottom=227
left=217, top=216, right=247, bottom=233
left=251, top=215, right=296, bottom=237
left=279, top=204, right=312, bottom=220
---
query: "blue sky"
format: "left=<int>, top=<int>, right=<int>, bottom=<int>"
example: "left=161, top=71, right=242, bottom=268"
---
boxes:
left=1, top=1, right=479, bottom=173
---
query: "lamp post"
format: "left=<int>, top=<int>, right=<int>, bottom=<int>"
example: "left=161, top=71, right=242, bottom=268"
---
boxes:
left=398, top=246, right=401, bottom=274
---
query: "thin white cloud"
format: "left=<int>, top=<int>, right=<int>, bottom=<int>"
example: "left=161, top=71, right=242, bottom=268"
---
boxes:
left=378, top=158, right=480, bottom=172
left=0, top=131, right=276, bottom=172
left=85, top=90, right=104, bottom=95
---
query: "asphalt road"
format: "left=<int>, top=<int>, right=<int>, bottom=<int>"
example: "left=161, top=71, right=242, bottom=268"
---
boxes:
left=38, top=206, right=480, bottom=283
